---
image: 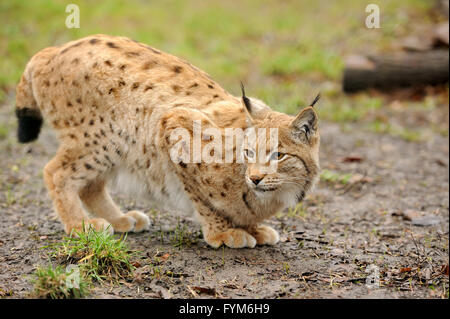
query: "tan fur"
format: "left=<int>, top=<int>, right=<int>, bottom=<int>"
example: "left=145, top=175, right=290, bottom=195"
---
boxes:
left=15, top=34, right=320, bottom=248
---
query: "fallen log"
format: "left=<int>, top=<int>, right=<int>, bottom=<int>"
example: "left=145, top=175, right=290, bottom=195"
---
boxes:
left=343, top=49, right=449, bottom=92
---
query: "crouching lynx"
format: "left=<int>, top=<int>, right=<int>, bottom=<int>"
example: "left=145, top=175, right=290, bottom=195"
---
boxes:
left=15, top=34, right=320, bottom=248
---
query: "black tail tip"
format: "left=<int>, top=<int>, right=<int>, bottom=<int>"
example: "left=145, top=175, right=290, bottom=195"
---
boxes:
left=16, top=108, right=43, bottom=143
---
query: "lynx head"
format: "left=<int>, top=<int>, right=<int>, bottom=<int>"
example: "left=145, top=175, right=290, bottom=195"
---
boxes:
left=240, top=85, right=320, bottom=209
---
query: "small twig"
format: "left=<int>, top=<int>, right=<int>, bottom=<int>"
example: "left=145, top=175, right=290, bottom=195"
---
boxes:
left=410, top=230, right=428, bottom=264
left=185, top=285, right=198, bottom=298
left=346, top=277, right=367, bottom=283
left=295, top=236, right=329, bottom=245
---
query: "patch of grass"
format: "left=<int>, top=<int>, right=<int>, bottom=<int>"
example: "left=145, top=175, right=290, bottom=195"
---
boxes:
left=316, top=94, right=384, bottom=123
left=320, top=169, right=353, bottom=185
left=30, top=264, right=90, bottom=299
left=0, top=124, right=9, bottom=140
left=50, top=226, right=134, bottom=282
left=261, top=45, right=343, bottom=80
left=152, top=265, right=162, bottom=278
left=4, top=187, right=16, bottom=205
left=369, top=121, right=426, bottom=142
left=283, top=262, right=291, bottom=275
left=286, top=202, right=307, bottom=219
left=169, top=219, right=199, bottom=249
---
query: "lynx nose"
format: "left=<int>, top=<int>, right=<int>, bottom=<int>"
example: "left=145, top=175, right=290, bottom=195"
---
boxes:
left=250, top=175, right=264, bottom=185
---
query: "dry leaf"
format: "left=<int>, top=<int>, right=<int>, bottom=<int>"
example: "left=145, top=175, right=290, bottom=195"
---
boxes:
left=402, top=210, right=421, bottom=221
left=192, top=286, right=216, bottom=295
left=399, top=267, right=412, bottom=273
left=435, top=159, right=447, bottom=167
left=161, top=253, right=170, bottom=260
left=442, top=264, right=449, bottom=276
left=398, top=210, right=443, bottom=226
left=342, top=156, right=364, bottom=163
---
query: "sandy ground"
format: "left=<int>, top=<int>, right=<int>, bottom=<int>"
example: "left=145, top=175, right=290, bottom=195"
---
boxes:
left=0, top=95, right=448, bottom=299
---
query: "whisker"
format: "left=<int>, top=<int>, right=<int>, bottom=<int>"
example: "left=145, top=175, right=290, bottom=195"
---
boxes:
left=284, top=178, right=310, bottom=184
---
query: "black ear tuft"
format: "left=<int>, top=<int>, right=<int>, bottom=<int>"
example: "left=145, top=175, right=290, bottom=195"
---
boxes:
left=309, top=92, right=321, bottom=107
left=240, top=81, right=252, bottom=112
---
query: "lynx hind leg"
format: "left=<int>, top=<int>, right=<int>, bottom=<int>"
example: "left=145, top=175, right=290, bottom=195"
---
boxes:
left=195, top=210, right=256, bottom=249
left=44, top=152, right=113, bottom=235
left=248, top=225, right=280, bottom=246
left=79, top=181, right=150, bottom=233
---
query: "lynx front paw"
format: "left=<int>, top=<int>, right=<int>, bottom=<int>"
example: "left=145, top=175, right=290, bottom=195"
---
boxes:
left=111, top=211, right=150, bottom=233
left=205, top=228, right=257, bottom=249
left=249, top=225, right=280, bottom=245
left=125, top=210, right=150, bottom=232
left=66, top=218, right=114, bottom=236
left=111, top=215, right=136, bottom=233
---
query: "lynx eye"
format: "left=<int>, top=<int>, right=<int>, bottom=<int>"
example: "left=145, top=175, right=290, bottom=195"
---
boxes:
left=270, top=152, right=286, bottom=161
left=244, top=149, right=255, bottom=159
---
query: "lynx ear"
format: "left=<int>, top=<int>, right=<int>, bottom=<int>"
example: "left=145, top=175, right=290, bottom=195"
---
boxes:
left=290, top=107, right=318, bottom=142
left=240, top=82, right=271, bottom=119
left=290, top=93, right=320, bottom=142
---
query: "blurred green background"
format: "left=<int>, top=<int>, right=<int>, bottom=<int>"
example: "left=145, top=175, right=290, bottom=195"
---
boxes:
left=0, top=0, right=448, bottom=141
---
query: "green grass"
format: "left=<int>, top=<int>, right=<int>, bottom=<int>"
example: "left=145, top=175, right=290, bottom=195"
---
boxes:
left=283, top=262, right=291, bottom=275
left=169, top=219, right=200, bottom=249
left=286, top=202, right=307, bottom=219
left=30, top=264, right=90, bottom=299
left=370, top=120, right=426, bottom=142
left=320, top=169, right=353, bottom=185
left=0, top=124, right=9, bottom=140
left=50, top=226, right=134, bottom=282
left=261, top=44, right=343, bottom=80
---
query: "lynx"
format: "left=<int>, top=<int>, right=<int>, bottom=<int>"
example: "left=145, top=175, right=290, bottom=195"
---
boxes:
left=15, top=34, right=320, bottom=248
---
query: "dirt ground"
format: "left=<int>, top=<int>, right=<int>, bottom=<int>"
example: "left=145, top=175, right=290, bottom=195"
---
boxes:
left=0, top=93, right=448, bottom=299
